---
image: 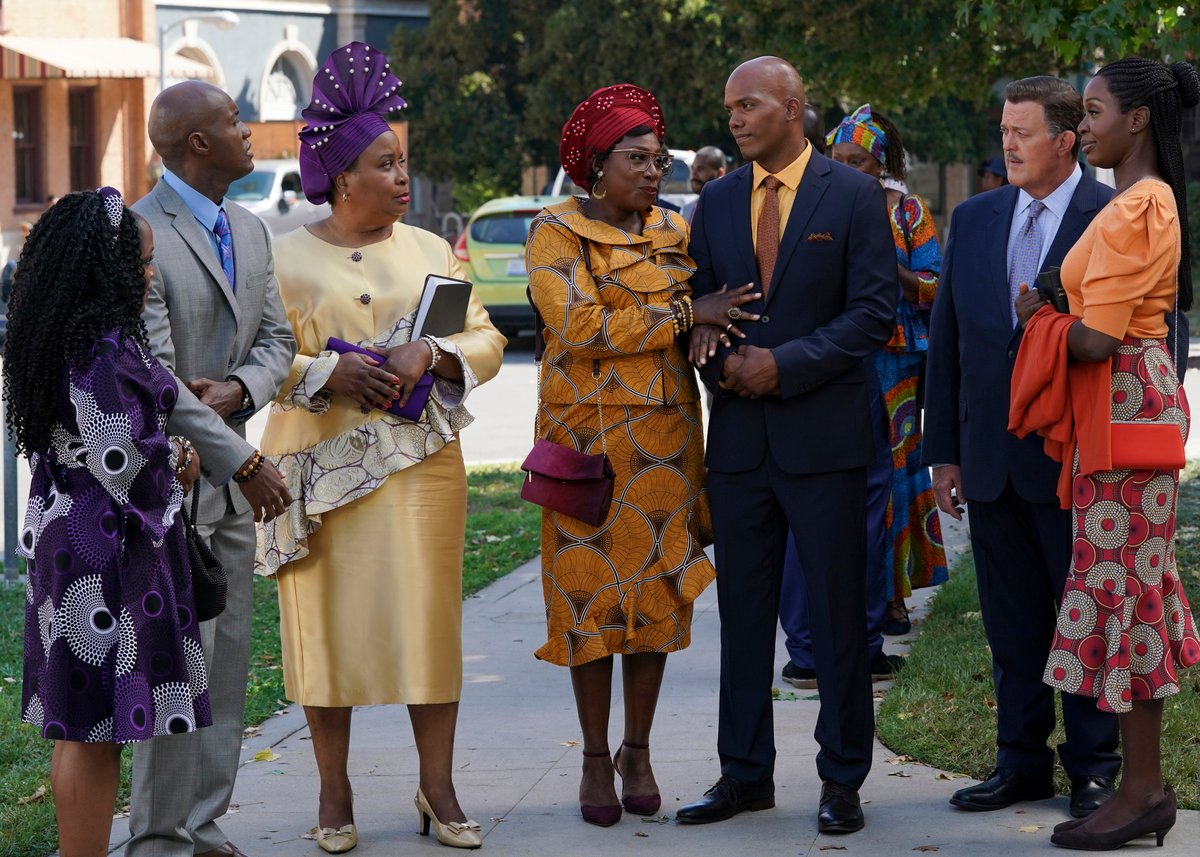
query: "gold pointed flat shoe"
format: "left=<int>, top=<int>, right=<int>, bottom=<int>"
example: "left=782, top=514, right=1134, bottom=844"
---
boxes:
left=316, top=823, right=358, bottom=853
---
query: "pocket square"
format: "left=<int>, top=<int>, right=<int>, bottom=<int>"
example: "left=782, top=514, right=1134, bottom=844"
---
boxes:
left=806, top=232, right=833, bottom=241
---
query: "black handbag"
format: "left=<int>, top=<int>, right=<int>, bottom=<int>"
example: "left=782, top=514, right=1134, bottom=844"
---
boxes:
left=182, top=484, right=227, bottom=622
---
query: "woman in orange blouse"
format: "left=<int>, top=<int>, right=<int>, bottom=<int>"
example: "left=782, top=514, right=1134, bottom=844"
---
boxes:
left=1015, top=58, right=1199, bottom=851
left=527, top=84, right=756, bottom=828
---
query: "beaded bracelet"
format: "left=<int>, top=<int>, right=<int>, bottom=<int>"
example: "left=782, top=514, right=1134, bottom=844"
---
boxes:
left=421, top=335, right=441, bottom=373
left=171, top=436, right=194, bottom=477
left=233, top=450, right=264, bottom=484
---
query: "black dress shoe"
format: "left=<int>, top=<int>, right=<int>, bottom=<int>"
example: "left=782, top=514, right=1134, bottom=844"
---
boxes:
left=870, top=652, right=906, bottom=681
left=782, top=660, right=818, bottom=689
left=949, top=768, right=1054, bottom=811
left=675, top=775, right=775, bottom=824
left=818, top=781, right=864, bottom=834
left=1068, top=775, right=1114, bottom=818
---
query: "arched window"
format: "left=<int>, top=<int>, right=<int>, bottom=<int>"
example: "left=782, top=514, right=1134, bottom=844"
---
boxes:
left=259, top=34, right=317, bottom=122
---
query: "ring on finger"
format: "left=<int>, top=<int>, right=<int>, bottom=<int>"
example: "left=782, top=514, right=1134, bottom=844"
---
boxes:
left=724, top=322, right=734, bottom=332
left=727, top=306, right=743, bottom=321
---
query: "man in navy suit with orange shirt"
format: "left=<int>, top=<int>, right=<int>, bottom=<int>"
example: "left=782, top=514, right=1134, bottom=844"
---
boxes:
left=675, top=56, right=897, bottom=834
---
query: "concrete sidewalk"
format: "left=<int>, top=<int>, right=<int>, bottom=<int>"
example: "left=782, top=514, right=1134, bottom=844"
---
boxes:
left=103, top=506, right=1199, bottom=857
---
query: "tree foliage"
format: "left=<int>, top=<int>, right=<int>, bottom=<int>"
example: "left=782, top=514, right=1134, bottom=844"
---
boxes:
left=391, top=0, right=1199, bottom=208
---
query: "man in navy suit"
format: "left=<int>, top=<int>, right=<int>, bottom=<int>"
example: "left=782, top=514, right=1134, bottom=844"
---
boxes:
left=675, top=56, right=897, bottom=834
left=923, top=76, right=1121, bottom=818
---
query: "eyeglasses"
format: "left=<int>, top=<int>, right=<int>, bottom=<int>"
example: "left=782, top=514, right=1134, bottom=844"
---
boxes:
left=609, top=148, right=674, bottom=173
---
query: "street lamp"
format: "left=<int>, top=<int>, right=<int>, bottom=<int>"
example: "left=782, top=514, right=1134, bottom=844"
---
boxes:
left=159, top=10, right=239, bottom=91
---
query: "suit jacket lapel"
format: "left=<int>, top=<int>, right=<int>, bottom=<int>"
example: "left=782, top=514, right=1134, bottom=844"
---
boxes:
left=154, top=180, right=241, bottom=321
left=1043, top=176, right=1097, bottom=269
left=989, top=186, right=1018, bottom=335
left=725, top=167, right=758, bottom=283
left=766, top=153, right=830, bottom=305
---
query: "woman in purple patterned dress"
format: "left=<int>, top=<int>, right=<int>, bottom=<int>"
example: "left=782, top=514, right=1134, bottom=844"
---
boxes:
left=3, top=189, right=206, bottom=857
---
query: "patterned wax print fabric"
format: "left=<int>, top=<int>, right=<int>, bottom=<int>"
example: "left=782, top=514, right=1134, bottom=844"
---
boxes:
left=526, top=198, right=716, bottom=667
left=21, top=332, right=211, bottom=743
left=1044, top=180, right=1199, bottom=713
left=876, top=193, right=947, bottom=599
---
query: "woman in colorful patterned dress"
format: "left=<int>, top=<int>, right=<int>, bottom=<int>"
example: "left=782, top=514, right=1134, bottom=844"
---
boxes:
left=1013, top=58, right=1200, bottom=851
left=256, top=43, right=505, bottom=853
left=527, top=84, right=756, bottom=828
left=4, top=189, right=207, bottom=857
left=827, top=105, right=948, bottom=634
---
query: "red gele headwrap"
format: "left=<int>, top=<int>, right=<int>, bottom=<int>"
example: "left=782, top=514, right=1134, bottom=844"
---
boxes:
left=560, top=84, right=666, bottom=192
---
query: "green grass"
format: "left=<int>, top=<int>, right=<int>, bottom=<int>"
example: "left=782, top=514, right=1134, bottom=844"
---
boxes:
left=877, top=464, right=1200, bottom=809
left=0, top=463, right=539, bottom=857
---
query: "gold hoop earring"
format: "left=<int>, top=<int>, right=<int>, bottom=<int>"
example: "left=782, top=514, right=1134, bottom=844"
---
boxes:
left=591, top=172, right=607, bottom=201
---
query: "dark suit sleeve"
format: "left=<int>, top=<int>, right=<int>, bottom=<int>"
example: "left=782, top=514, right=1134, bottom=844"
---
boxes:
left=771, top=178, right=897, bottom=397
left=921, top=207, right=962, bottom=466
left=686, top=184, right=729, bottom=394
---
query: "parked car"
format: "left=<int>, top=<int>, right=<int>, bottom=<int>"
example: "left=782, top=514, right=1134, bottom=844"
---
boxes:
left=547, top=148, right=697, bottom=210
left=453, top=195, right=566, bottom=337
left=227, top=159, right=328, bottom=235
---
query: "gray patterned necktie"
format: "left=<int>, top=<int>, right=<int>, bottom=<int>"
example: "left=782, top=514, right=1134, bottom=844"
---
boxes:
left=1007, top=199, right=1046, bottom=327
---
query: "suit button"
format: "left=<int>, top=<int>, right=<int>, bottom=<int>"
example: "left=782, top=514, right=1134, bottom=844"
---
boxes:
left=1008, top=349, right=1016, bottom=359
left=761, top=315, right=770, bottom=324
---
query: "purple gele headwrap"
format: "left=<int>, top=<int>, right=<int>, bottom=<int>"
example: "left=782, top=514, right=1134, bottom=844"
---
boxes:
left=826, top=104, right=888, bottom=166
left=298, top=41, right=407, bottom=205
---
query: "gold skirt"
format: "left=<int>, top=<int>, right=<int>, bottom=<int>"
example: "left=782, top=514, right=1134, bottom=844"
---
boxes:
left=276, top=442, right=466, bottom=706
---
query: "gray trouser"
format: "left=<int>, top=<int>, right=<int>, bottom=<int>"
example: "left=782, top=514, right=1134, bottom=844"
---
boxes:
left=127, top=499, right=256, bottom=856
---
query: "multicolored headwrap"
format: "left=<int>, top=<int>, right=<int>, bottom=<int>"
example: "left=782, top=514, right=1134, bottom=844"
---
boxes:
left=560, top=84, right=666, bottom=193
left=298, top=41, right=406, bottom=205
left=826, top=104, right=888, bottom=166
left=97, top=186, right=125, bottom=234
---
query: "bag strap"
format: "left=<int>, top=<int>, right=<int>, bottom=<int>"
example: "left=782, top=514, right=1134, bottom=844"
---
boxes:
left=528, top=237, right=606, bottom=453
left=896, top=193, right=914, bottom=259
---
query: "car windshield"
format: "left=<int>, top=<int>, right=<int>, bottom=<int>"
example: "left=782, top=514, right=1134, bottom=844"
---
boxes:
left=470, top=212, right=540, bottom=244
left=558, top=158, right=692, bottom=197
left=227, top=171, right=273, bottom=202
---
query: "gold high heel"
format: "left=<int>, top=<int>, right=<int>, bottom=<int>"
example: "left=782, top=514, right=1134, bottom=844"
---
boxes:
left=316, top=823, right=358, bottom=854
left=415, top=788, right=482, bottom=849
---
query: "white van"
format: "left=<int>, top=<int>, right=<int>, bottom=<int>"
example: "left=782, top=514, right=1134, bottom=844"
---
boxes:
left=227, top=159, right=329, bottom=235
left=548, top=148, right=697, bottom=211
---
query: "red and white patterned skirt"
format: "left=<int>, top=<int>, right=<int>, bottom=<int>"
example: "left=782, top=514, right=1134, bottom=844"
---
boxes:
left=1044, top=338, right=1199, bottom=713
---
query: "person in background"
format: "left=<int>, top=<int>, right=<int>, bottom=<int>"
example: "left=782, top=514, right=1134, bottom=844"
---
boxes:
left=803, top=103, right=825, bottom=154
left=1011, top=56, right=1199, bottom=852
left=258, top=42, right=505, bottom=854
left=528, top=83, right=749, bottom=829
left=683, top=145, right=727, bottom=221
left=129, top=79, right=296, bottom=857
left=978, top=156, right=1009, bottom=192
left=5, top=188, right=206, bottom=857
left=923, top=75, right=1121, bottom=818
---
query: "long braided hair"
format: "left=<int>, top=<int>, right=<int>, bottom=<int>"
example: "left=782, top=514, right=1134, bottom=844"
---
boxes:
left=872, top=111, right=908, bottom=183
left=2, top=190, right=150, bottom=456
left=1097, top=57, right=1200, bottom=311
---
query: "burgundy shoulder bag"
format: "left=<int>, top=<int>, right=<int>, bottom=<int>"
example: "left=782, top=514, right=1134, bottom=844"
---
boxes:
left=519, top=241, right=615, bottom=526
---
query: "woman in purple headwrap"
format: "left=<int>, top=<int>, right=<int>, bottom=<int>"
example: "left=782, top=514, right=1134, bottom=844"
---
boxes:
left=256, top=42, right=506, bottom=852
left=526, top=84, right=758, bottom=828
left=6, top=189, right=206, bottom=857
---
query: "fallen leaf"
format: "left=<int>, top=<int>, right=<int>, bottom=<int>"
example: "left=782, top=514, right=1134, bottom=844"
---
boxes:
left=3, top=676, right=15, bottom=683
left=301, top=828, right=318, bottom=840
left=1018, top=824, right=1042, bottom=833
left=771, top=687, right=799, bottom=701
left=886, top=755, right=913, bottom=765
left=489, top=816, right=507, bottom=823
left=560, top=740, right=580, bottom=747
left=252, top=749, right=280, bottom=762
left=936, top=772, right=965, bottom=780
left=888, top=770, right=912, bottom=778
left=819, top=846, right=847, bottom=851
left=18, top=785, right=47, bottom=805
left=633, top=831, right=649, bottom=837
left=640, top=815, right=668, bottom=824
left=896, top=711, right=912, bottom=720
left=913, top=846, right=940, bottom=852
left=243, top=725, right=262, bottom=737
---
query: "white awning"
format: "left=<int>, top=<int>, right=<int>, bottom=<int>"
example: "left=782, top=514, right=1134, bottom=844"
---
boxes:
left=0, top=36, right=214, bottom=80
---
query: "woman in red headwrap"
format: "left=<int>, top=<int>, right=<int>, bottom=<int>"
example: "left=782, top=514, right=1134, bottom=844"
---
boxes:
left=526, top=84, right=759, bottom=828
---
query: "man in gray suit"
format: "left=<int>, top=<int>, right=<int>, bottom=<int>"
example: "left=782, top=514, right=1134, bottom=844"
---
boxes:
left=128, top=80, right=295, bottom=857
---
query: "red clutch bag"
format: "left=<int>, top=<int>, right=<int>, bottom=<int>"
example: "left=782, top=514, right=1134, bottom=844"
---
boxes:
left=1109, top=421, right=1186, bottom=470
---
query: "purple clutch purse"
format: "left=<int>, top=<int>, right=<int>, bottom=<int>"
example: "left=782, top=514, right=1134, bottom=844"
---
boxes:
left=325, top=337, right=434, bottom=420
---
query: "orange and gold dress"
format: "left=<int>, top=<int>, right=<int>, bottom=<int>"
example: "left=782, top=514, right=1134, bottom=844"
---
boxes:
left=1042, top=179, right=1199, bottom=713
left=526, top=198, right=715, bottom=667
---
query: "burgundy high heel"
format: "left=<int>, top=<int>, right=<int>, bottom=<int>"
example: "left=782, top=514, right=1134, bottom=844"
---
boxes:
left=613, top=741, right=662, bottom=816
left=580, top=749, right=622, bottom=827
